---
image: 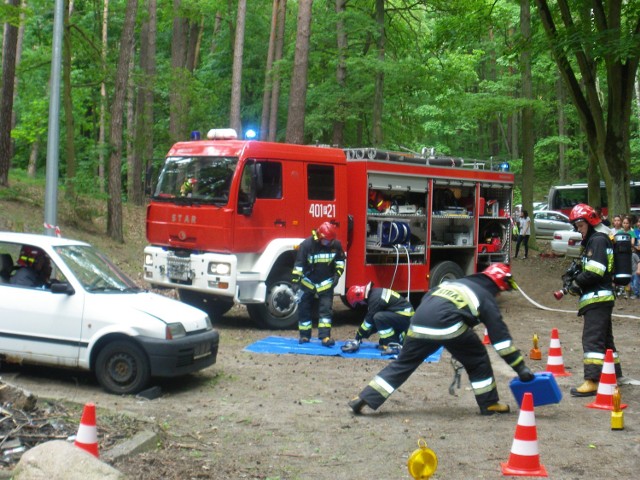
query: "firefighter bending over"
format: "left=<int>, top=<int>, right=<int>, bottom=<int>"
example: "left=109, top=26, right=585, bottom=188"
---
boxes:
left=567, top=203, right=622, bottom=396
left=348, top=263, right=534, bottom=416
left=342, top=283, right=413, bottom=355
left=292, top=222, right=346, bottom=347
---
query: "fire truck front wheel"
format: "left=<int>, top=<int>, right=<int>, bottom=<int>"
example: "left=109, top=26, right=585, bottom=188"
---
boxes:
left=247, top=270, right=298, bottom=330
left=178, top=289, right=234, bottom=321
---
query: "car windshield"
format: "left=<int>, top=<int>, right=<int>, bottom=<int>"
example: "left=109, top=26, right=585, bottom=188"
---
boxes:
left=153, top=156, right=239, bottom=206
left=54, top=245, right=142, bottom=292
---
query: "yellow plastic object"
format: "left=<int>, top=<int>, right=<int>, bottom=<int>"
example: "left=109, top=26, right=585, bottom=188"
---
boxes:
left=611, top=387, right=624, bottom=430
left=407, top=438, right=438, bottom=479
left=530, top=333, right=542, bottom=360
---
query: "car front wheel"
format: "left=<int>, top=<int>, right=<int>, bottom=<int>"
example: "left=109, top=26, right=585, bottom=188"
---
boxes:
left=95, top=340, right=151, bottom=395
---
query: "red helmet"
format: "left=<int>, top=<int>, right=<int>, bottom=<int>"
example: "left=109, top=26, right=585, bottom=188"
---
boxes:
left=317, top=222, right=337, bottom=241
left=346, top=283, right=371, bottom=307
left=569, top=203, right=600, bottom=227
left=482, top=263, right=516, bottom=291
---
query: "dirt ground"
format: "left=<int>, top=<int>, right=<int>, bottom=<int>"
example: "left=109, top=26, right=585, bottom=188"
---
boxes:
left=2, top=251, right=639, bottom=479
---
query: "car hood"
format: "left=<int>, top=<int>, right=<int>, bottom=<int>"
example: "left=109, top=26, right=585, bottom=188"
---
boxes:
left=85, top=291, right=211, bottom=332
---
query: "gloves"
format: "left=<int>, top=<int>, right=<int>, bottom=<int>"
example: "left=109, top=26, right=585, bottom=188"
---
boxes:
left=291, top=283, right=299, bottom=293
left=294, top=289, right=304, bottom=304
left=341, top=339, right=361, bottom=353
left=332, top=275, right=340, bottom=288
left=568, top=282, right=582, bottom=296
left=514, top=362, right=535, bottom=382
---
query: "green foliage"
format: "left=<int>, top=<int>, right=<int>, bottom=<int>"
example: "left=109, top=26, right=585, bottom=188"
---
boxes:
left=4, top=0, right=638, bottom=203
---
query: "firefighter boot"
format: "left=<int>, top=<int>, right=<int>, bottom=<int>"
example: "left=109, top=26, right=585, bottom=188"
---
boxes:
left=348, top=396, right=368, bottom=414
left=570, top=379, right=598, bottom=397
left=480, top=402, right=511, bottom=416
left=321, top=337, right=336, bottom=347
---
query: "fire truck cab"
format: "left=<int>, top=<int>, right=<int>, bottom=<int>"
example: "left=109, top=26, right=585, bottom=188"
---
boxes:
left=144, top=130, right=514, bottom=329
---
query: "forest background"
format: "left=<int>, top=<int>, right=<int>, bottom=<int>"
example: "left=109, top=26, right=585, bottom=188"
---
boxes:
left=0, top=0, right=638, bottom=242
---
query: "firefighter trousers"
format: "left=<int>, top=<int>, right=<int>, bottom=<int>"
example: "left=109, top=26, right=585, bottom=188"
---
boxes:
left=357, top=328, right=499, bottom=410
left=582, top=304, right=622, bottom=381
left=371, top=311, right=411, bottom=346
left=298, top=289, right=334, bottom=340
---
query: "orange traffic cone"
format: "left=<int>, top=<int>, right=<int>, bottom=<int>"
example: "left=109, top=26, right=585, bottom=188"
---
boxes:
left=500, top=392, right=548, bottom=477
left=544, top=328, right=571, bottom=377
left=482, top=328, right=490, bottom=345
left=587, top=349, right=628, bottom=411
left=74, top=402, right=99, bottom=457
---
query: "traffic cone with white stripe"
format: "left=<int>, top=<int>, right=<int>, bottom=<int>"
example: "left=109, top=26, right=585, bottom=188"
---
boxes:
left=544, top=328, right=571, bottom=377
left=587, top=349, right=628, bottom=411
left=74, top=402, right=99, bottom=457
left=500, top=392, right=548, bottom=477
left=482, top=327, right=490, bottom=345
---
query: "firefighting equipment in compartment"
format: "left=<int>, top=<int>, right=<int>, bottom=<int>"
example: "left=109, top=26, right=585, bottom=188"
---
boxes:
left=369, top=189, right=391, bottom=212
left=380, top=221, right=411, bottom=247
left=613, top=232, right=632, bottom=286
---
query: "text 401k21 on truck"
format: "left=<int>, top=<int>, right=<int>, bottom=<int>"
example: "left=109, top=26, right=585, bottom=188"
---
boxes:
left=143, top=129, right=514, bottom=329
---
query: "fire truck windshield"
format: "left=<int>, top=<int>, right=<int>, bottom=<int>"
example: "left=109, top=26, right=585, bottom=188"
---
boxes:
left=154, top=156, right=238, bottom=204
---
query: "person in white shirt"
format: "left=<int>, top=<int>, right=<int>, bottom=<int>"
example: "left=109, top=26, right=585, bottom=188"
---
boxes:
left=514, top=209, right=530, bottom=259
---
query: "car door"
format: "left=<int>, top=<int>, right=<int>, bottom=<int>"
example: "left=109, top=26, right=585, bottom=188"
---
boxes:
left=0, top=271, right=84, bottom=367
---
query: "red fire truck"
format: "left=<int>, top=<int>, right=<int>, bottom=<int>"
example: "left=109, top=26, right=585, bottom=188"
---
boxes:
left=144, top=129, right=514, bottom=329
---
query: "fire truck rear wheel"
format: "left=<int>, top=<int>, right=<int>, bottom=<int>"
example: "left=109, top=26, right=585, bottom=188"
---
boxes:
left=178, top=289, right=234, bottom=321
left=247, top=270, right=298, bottom=330
left=429, top=260, right=465, bottom=286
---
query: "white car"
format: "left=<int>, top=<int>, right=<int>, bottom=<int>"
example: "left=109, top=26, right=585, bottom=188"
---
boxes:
left=0, top=232, right=219, bottom=395
left=550, top=230, right=582, bottom=258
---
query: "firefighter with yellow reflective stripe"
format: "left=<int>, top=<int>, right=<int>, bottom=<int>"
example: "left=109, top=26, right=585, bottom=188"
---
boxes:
left=568, top=204, right=622, bottom=397
left=292, top=222, right=345, bottom=347
left=342, top=283, right=413, bottom=354
left=348, top=263, right=534, bottom=416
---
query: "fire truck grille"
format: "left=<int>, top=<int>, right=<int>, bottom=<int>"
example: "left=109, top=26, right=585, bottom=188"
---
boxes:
left=167, top=256, right=192, bottom=281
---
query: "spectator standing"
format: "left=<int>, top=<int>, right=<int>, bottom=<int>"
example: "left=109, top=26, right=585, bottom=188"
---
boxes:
left=514, top=209, right=530, bottom=259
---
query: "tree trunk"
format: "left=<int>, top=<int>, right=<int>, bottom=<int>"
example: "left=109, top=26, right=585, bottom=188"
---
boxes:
left=534, top=0, right=639, bottom=215
left=332, top=0, right=347, bottom=147
left=230, top=0, right=247, bottom=136
left=268, top=0, right=286, bottom=142
left=520, top=0, right=536, bottom=245
left=556, top=77, right=567, bottom=183
left=126, top=53, right=135, bottom=202
left=63, top=0, right=76, bottom=199
left=170, top=0, right=189, bottom=143
left=372, top=0, right=384, bottom=146
left=107, top=0, right=138, bottom=242
left=260, top=0, right=278, bottom=141
left=133, top=0, right=156, bottom=203
left=99, top=0, right=109, bottom=193
left=0, top=0, right=20, bottom=187
left=285, top=0, right=313, bottom=144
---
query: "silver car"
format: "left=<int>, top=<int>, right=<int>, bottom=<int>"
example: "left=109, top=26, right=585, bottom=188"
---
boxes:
left=533, top=210, right=573, bottom=237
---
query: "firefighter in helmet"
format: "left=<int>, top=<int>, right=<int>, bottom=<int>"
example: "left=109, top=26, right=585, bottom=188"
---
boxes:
left=348, top=263, right=534, bottom=416
left=292, top=222, right=346, bottom=346
left=342, top=282, right=413, bottom=355
left=11, top=247, right=52, bottom=288
left=567, top=203, right=622, bottom=396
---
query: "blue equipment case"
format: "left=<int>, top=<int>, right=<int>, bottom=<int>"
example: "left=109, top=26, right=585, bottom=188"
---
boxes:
left=509, top=372, right=562, bottom=407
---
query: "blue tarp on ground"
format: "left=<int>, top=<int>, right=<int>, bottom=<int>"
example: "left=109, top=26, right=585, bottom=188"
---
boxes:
left=244, top=336, right=442, bottom=362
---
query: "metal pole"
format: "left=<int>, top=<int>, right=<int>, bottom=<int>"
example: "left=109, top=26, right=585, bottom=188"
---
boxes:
left=44, top=0, right=64, bottom=236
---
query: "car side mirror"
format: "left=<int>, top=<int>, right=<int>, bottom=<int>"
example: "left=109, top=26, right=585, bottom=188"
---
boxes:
left=51, top=282, right=75, bottom=295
